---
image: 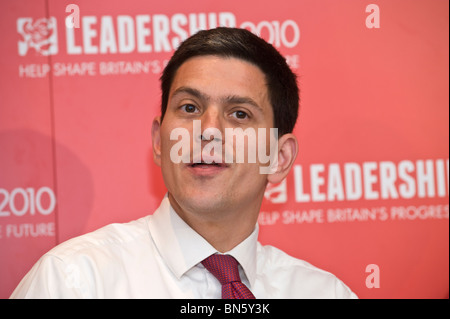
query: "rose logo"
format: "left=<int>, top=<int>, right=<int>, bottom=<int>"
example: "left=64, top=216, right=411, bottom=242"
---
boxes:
left=264, top=179, right=288, bottom=204
left=17, top=17, right=58, bottom=56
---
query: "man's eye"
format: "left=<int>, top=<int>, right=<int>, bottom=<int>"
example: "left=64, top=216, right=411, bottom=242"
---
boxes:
left=233, top=110, right=248, bottom=119
left=182, top=104, right=197, bottom=113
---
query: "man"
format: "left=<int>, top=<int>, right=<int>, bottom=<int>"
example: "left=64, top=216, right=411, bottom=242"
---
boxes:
left=11, top=28, right=357, bottom=298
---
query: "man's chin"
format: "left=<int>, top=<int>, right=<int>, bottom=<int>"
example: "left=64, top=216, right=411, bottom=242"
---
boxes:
left=170, top=190, right=228, bottom=216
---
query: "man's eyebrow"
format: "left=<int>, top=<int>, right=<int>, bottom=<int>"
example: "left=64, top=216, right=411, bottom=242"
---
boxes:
left=171, top=86, right=210, bottom=102
left=171, top=86, right=263, bottom=111
left=221, top=95, right=262, bottom=111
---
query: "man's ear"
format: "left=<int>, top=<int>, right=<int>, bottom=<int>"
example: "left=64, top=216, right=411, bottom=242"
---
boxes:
left=151, top=116, right=162, bottom=167
left=267, top=133, right=298, bottom=184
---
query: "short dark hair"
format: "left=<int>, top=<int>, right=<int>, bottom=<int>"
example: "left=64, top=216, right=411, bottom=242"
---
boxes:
left=160, top=27, right=299, bottom=136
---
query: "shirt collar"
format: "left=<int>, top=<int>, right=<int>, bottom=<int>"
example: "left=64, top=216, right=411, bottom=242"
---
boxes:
left=225, top=224, right=258, bottom=287
left=147, top=194, right=258, bottom=288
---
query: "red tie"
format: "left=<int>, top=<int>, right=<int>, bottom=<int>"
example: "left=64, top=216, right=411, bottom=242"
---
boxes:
left=202, top=254, right=255, bottom=299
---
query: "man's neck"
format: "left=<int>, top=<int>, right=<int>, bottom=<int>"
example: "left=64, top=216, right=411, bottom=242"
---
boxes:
left=167, top=193, right=261, bottom=252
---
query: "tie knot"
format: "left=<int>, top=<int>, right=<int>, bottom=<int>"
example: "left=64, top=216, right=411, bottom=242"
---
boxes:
left=202, top=254, right=241, bottom=285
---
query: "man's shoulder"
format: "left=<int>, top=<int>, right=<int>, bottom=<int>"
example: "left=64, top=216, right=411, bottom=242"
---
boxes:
left=10, top=216, right=153, bottom=298
left=46, top=216, right=151, bottom=260
left=256, top=243, right=357, bottom=298
left=256, top=243, right=335, bottom=280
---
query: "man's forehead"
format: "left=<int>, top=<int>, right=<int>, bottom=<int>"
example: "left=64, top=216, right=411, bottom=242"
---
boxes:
left=169, top=55, right=270, bottom=107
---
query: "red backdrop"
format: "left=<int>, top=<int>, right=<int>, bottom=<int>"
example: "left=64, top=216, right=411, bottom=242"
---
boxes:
left=0, top=0, right=448, bottom=299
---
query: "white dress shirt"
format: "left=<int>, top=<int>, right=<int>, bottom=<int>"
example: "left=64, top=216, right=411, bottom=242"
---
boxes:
left=10, top=195, right=357, bottom=299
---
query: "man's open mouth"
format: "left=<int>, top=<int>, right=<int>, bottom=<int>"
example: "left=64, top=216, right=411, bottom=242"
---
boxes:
left=189, top=161, right=225, bottom=168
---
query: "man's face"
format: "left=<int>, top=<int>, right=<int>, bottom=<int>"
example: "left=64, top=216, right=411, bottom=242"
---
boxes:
left=153, top=55, right=275, bottom=218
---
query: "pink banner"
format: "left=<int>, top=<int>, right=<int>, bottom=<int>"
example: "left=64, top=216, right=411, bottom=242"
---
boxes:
left=0, top=0, right=448, bottom=298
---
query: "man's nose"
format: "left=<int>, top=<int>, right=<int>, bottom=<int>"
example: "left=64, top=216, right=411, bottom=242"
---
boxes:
left=197, top=107, right=224, bottom=143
